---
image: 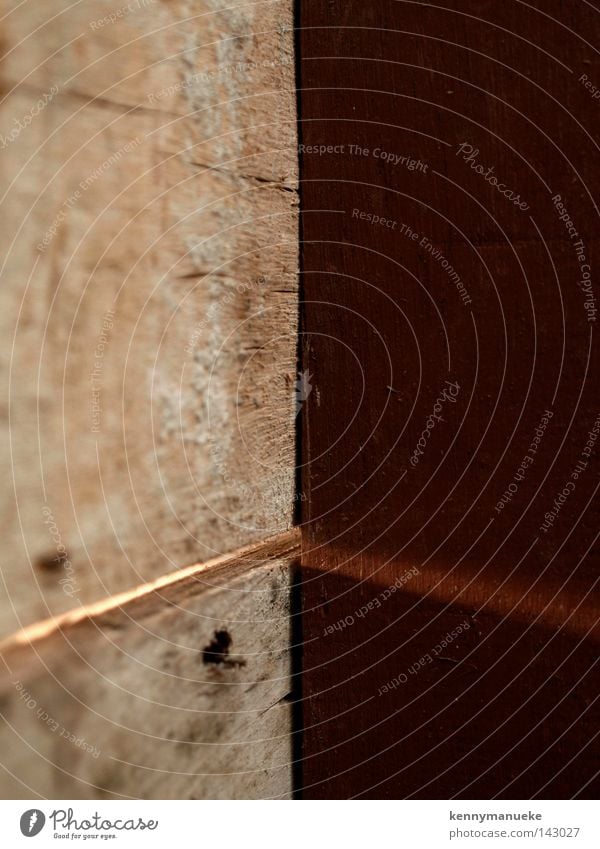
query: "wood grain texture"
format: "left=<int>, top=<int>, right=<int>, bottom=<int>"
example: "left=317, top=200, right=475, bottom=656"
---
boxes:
left=299, top=0, right=599, bottom=798
left=0, top=529, right=299, bottom=799
left=0, top=0, right=299, bottom=635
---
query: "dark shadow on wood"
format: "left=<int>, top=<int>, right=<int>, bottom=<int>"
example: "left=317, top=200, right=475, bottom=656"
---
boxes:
left=298, top=563, right=598, bottom=799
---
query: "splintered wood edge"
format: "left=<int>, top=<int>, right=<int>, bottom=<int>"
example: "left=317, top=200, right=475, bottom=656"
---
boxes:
left=0, top=529, right=300, bottom=655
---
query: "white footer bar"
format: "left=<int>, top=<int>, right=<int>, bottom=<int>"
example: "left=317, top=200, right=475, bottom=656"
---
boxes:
left=0, top=799, right=597, bottom=848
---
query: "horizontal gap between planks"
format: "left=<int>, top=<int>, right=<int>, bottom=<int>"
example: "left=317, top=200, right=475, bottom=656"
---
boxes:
left=0, top=529, right=301, bottom=653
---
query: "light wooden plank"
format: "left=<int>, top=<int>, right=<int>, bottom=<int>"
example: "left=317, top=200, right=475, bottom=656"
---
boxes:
left=0, top=529, right=299, bottom=799
left=0, top=0, right=299, bottom=634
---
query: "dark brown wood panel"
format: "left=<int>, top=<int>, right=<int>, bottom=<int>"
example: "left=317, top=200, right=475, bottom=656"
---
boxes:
left=298, top=0, right=599, bottom=798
